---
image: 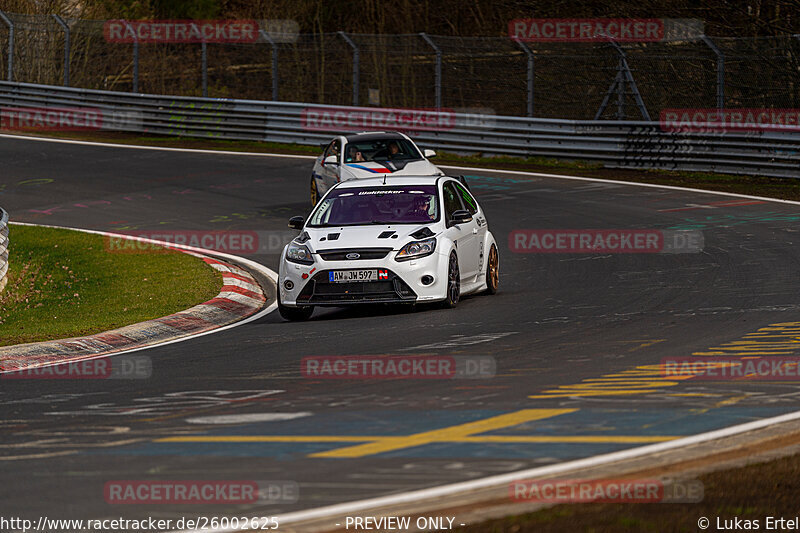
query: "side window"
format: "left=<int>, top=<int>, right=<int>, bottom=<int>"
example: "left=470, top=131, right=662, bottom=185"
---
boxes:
left=324, top=140, right=341, bottom=160
left=443, top=182, right=464, bottom=220
left=455, top=184, right=478, bottom=215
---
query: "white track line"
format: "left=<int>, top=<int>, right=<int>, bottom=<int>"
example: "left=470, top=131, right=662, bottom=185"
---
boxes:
left=5, top=222, right=278, bottom=369
left=5, top=134, right=800, bottom=530
left=0, top=132, right=317, bottom=160
left=239, top=409, right=800, bottom=531
left=441, top=164, right=800, bottom=207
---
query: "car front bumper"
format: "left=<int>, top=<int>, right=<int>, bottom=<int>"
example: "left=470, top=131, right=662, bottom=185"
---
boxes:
left=279, top=251, right=448, bottom=307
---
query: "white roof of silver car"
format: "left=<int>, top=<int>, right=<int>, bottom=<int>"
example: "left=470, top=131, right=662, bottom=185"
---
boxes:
left=335, top=175, right=449, bottom=189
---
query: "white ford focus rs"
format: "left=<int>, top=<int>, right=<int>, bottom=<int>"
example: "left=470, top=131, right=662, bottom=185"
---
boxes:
left=278, top=175, right=499, bottom=321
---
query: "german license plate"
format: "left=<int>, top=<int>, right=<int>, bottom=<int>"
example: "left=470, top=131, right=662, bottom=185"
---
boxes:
left=329, top=269, right=378, bottom=282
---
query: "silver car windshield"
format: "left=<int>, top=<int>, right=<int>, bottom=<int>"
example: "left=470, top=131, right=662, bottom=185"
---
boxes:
left=308, top=185, right=439, bottom=227
left=343, top=139, right=422, bottom=164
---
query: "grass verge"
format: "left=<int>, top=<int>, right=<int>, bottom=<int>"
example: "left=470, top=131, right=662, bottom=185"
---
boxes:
left=13, top=129, right=800, bottom=201
left=0, top=225, right=222, bottom=346
left=454, top=452, right=800, bottom=532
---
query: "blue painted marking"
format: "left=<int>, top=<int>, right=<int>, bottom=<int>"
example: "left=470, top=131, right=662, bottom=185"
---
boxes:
left=489, top=407, right=793, bottom=437
left=377, top=442, right=638, bottom=459
left=81, top=406, right=799, bottom=459
left=186, top=410, right=508, bottom=437
left=88, top=442, right=342, bottom=459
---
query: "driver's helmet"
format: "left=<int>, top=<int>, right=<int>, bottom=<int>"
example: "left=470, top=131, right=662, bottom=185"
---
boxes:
left=413, top=195, right=431, bottom=212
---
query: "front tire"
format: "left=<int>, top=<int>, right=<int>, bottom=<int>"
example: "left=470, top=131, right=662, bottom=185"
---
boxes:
left=485, top=244, right=499, bottom=294
left=443, top=252, right=460, bottom=308
left=310, top=176, right=319, bottom=206
left=278, top=292, right=314, bottom=321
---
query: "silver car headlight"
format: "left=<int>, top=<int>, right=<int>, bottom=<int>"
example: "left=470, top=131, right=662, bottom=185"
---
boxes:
left=395, top=237, right=436, bottom=262
left=286, top=242, right=314, bottom=265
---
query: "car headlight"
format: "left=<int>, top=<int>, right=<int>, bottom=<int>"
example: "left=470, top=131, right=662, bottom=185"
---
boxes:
left=395, top=237, right=436, bottom=262
left=286, top=242, right=314, bottom=265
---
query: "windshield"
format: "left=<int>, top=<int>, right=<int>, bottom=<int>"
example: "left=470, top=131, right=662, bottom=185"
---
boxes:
left=343, top=138, right=422, bottom=164
left=309, top=185, right=439, bottom=227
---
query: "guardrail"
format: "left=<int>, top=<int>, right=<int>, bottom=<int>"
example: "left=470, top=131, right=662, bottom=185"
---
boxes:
left=0, top=207, right=9, bottom=293
left=0, top=81, right=798, bottom=178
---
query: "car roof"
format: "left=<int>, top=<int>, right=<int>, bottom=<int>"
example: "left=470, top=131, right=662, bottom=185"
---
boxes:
left=336, top=175, right=453, bottom=189
left=343, top=131, right=408, bottom=142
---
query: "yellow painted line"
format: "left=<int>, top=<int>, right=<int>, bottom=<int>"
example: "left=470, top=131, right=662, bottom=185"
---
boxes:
left=628, top=339, right=666, bottom=352
left=310, top=409, right=576, bottom=458
left=691, top=394, right=750, bottom=416
left=156, top=434, right=676, bottom=444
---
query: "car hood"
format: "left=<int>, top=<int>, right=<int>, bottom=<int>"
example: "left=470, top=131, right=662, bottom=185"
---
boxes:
left=340, top=159, right=441, bottom=179
left=304, top=224, right=438, bottom=253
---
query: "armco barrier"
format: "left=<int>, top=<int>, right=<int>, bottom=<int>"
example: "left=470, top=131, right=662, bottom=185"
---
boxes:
left=0, top=81, right=798, bottom=178
left=0, top=207, right=8, bottom=293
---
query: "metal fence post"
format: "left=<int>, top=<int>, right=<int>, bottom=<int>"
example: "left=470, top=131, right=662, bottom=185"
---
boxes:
left=617, top=57, right=626, bottom=119
left=0, top=11, right=14, bottom=82
left=338, top=31, right=359, bottom=106
left=513, top=38, right=534, bottom=117
left=702, top=36, right=724, bottom=109
left=123, top=20, right=138, bottom=92
left=259, top=29, right=279, bottom=101
left=52, top=15, right=70, bottom=86
left=420, top=32, right=442, bottom=110
left=594, top=40, right=651, bottom=121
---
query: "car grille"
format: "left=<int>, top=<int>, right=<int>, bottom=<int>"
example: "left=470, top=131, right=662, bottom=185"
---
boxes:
left=317, top=248, right=392, bottom=261
left=298, top=270, right=416, bottom=304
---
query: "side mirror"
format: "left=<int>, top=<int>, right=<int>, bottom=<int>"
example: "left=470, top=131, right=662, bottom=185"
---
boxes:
left=423, top=149, right=437, bottom=159
left=323, top=155, right=338, bottom=166
left=288, top=216, right=305, bottom=230
left=448, top=209, right=472, bottom=227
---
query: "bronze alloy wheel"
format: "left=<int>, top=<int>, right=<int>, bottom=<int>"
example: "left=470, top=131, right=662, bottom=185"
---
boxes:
left=310, top=176, right=319, bottom=206
left=486, top=244, right=499, bottom=294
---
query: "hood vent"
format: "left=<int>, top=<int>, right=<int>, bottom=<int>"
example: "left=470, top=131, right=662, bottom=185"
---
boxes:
left=327, top=233, right=340, bottom=241
left=378, top=231, right=396, bottom=239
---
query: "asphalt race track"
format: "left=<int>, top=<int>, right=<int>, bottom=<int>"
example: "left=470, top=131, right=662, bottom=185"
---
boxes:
left=3, top=135, right=800, bottom=523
